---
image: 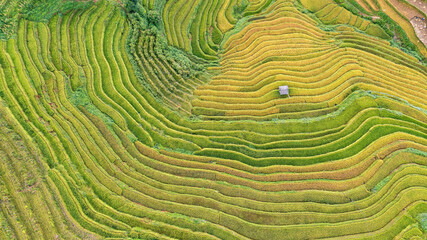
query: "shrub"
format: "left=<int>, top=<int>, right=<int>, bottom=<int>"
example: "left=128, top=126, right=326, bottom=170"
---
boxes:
left=22, top=0, right=93, bottom=22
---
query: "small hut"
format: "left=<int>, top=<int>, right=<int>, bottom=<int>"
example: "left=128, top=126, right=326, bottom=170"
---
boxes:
left=279, top=85, right=290, bottom=97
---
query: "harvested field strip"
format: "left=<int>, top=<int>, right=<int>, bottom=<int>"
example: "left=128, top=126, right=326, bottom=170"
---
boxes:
left=376, top=0, right=427, bottom=58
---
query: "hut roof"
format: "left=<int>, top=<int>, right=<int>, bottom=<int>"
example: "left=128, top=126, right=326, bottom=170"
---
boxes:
left=279, top=85, right=289, bottom=95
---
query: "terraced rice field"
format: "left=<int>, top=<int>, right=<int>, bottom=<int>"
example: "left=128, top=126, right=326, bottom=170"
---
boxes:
left=0, top=0, right=426, bottom=239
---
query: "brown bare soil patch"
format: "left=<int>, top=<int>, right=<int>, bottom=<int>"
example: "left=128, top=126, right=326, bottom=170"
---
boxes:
left=389, top=0, right=427, bottom=46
